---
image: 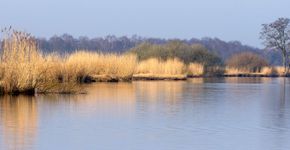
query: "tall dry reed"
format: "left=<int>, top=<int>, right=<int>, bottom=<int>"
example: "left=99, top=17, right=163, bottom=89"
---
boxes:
left=187, top=63, right=204, bottom=77
left=64, top=51, right=137, bottom=81
left=0, top=30, right=79, bottom=94
left=134, top=58, right=186, bottom=79
left=274, top=66, right=290, bottom=76
left=225, top=66, right=289, bottom=77
left=0, top=29, right=45, bottom=94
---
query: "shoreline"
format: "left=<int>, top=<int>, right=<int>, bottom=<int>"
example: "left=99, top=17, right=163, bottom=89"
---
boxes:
left=86, top=74, right=290, bottom=82
left=1, top=75, right=289, bottom=95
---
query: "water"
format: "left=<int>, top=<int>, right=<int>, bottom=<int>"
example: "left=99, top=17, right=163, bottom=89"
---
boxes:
left=0, top=78, right=290, bottom=150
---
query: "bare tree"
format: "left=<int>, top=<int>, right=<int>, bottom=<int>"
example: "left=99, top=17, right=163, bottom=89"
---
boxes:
left=260, top=18, right=290, bottom=73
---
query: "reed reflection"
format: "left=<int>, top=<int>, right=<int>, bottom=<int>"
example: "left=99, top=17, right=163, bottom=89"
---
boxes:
left=258, top=78, right=290, bottom=150
left=134, top=81, right=185, bottom=103
left=279, top=78, right=287, bottom=106
left=0, top=96, right=38, bottom=150
left=37, top=82, right=137, bottom=117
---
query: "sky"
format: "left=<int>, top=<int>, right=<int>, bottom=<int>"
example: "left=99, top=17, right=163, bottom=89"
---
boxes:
left=0, top=0, right=289, bottom=48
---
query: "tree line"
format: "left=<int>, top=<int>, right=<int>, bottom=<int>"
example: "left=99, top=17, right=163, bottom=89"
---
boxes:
left=34, top=34, right=283, bottom=65
left=1, top=18, right=288, bottom=67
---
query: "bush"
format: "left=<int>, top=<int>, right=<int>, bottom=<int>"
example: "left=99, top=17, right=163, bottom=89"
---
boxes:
left=129, top=41, right=223, bottom=66
left=226, top=52, right=269, bottom=72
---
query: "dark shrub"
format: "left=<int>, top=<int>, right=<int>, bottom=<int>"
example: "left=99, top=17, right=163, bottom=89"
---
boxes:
left=226, top=52, right=269, bottom=72
left=129, top=41, right=223, bottom=66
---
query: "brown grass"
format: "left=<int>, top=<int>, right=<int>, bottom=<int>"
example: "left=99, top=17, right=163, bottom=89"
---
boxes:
left=0, top=32, right=80, bottom=94
left=226, top=52, right=269, bottom=72
left=225, top=67, right=249, bottom=75
left=274, top=66, right=289, bottom=76
left=133, top=58, right=187, bottom=80
left=0, top=30, right=46, bottom=94
left=64, top=51, right=137, bottom=81
left=187, top=63, right=204, bottom=77
left=225, top=66, right=289, bottom=77
left=260, top=67, right=277, bottom=76
left=0, top=30, right=138, bottom=94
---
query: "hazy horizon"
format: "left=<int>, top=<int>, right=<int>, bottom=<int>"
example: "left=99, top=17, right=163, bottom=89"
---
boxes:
left=1, top=0, right=290, bottom=48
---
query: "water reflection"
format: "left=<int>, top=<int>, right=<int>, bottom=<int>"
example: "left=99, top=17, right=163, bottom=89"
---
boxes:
left=0, top=78, right=289, bottom=150
left=37, top=82, right=137, bottom=118
left=280, top=78, right=287, bottom=106
left=0, top=96, right=38, bottom=150
left=134, top=81, right=185, bottom=102
left=257, top=78, right=290, bottom=150
left=189, top=77, right=273, bottom=84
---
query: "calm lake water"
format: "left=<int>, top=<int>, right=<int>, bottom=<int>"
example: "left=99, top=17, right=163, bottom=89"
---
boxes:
left=0, top=78, right=290, bottom=150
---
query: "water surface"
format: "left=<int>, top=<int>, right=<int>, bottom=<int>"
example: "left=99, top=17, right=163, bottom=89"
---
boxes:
left=0, top=78, right=290, bottom=150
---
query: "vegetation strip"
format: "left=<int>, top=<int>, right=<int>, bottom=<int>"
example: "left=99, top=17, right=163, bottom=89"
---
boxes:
left=0, top=21, right=290, bottom=95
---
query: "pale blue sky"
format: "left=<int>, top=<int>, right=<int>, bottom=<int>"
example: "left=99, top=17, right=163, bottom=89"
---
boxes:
left=0, top=0, right=289, bottom=47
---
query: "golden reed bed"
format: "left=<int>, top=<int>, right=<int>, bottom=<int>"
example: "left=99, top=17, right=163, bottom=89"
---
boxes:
left=0, top=30, right=188, bottom=94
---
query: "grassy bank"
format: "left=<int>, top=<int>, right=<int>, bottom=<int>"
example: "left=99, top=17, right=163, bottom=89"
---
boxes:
left=224, top=66, right=290, bottom=77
